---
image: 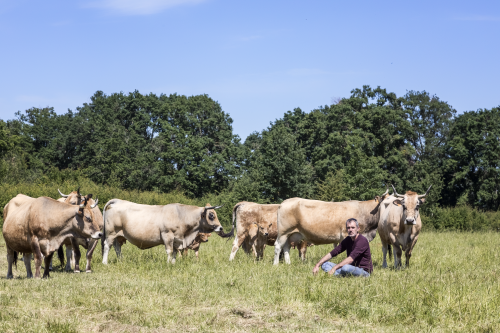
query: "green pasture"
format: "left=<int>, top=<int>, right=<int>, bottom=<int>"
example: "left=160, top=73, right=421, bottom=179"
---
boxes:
left=1, top=231, right=499, bottom=332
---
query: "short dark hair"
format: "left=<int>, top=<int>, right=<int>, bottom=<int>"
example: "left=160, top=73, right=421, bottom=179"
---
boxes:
left=346, top=218, right=359, bottom=228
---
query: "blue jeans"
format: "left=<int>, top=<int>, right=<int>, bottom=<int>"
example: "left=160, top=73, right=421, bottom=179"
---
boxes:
left=321, top=262, right=370, bottom=277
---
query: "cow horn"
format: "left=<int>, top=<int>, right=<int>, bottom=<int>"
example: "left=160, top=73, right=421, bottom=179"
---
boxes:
left=391, top=184, right=405, bottom=198
left=381, top=188, right=389, bottom=197
left=91, top=198, right=98, bottom=208
left=58, top=189, right=69, bottom=198
left=418, top=185, right=432, bottom=198
left=204, top=204, right=225, bottom=210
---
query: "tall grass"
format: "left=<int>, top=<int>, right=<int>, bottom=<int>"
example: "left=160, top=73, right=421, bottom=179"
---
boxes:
left=0, top=231, right=499, bottom=332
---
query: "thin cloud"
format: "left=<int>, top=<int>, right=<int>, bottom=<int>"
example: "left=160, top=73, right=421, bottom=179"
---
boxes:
left=453, top=15, right=500, bottom=21
left=84, top=0, right=207, bottom=15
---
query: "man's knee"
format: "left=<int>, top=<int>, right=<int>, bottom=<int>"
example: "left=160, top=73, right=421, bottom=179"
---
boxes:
left=321, top=262, right=335, bottom=272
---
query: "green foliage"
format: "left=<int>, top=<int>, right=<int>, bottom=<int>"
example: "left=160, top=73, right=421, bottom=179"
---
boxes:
left=246, top=125, right=315, bottom=202
left=422, top=206, right=500, bottom=231
left=315, top=169, right=349, bottom=202
left=443, top=107, right=500, bottom=210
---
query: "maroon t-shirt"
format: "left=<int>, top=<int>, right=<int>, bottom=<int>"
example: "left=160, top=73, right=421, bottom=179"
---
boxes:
left=329, top=234, right=373, bottom=273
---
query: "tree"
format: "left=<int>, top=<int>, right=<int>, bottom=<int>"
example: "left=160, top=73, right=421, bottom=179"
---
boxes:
left=249, top=125, right=314, bottom=202
left=443, top=108, right=500, bottom=210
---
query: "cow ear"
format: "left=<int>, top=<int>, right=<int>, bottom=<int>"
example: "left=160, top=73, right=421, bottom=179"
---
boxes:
left=419, top=198, right=426, bottom=204
left=393, top=200, right=403, bottom=206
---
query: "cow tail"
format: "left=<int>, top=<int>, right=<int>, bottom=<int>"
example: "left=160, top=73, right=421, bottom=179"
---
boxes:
left=388, top=243, right=392, bottom=260
left=102, top=200, right=112, bottom=255
left=57, top=246, right=65, bottom=266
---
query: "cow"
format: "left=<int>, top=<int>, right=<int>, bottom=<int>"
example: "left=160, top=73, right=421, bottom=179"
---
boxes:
left=273, top=189, right=390, bottom=265
left=378, top=185, right=431, bottom=268
left=178, top=233, right=211, bottom=259
left=52, top=188, right=102, bottom=272
left=101, top=200, right=232, bottom=264
left=3, top=195, right=102, bottom=278
left=228, top=202, right=308, bottom=261
left=228, top=202, right=280, bottom=261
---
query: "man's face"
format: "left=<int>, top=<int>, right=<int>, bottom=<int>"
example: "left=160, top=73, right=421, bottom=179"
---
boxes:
left=346, top=221, right=360, bottom=237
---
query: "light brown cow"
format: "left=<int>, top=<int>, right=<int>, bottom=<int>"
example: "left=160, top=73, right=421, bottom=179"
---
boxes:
left=378, top=185, right=431, bottom=268
left=273, top=190, right=390, bottom=265
left=228, top=202, right=308, bottom=261
left=3, top=195, right=101, bottom=278
left=178, top=233, right=211, bottom=258
left=228, top=202, right=279, bottom=261
left=54, top=188, right=102, bottom=272
left=101, top=200, right=232, bottom=264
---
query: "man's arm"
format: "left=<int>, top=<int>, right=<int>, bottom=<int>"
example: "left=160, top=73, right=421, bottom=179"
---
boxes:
left=312, top=252, right=333, bottom=275
left=328, top=256, right=354, bottom=275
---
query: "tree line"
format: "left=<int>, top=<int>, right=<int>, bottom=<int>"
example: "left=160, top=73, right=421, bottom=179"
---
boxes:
left=1, top=86, right=499, bottom=213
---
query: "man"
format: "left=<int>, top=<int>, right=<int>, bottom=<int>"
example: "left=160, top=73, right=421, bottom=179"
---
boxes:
left=312, top=218, right=372, bottom=277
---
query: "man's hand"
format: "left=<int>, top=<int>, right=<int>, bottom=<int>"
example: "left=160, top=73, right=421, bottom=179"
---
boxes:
left=312, top=265, right=320, bottom=276
left=328, top=265, right=338, bottom=275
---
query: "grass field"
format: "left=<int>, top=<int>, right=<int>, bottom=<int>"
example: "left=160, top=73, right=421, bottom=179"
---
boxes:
left=0, top=231, right=499, bottom=332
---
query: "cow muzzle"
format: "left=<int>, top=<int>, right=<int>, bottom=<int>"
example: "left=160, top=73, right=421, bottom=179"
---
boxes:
left=213, top=226, right=222, bottom=233
left=91, top=232, right=103, bottom=239
left=405, top=218, right=416, bottom=225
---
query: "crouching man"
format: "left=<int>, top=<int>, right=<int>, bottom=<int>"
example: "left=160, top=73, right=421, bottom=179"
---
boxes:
left=312, top=218, right=372, bottom=277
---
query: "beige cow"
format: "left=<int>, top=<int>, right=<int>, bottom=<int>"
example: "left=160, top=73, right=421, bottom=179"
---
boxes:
left=53, top=188, right=102, bottom=272
left=3, top=195, right=101, bottom=278
left=273, top=190, right=390, bottom=265
left=378, top=185, right=431, bottom=268
left=101, top=200, right=232, bottom=264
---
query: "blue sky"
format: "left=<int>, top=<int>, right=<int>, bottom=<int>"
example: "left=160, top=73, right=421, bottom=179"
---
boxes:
left=1, top=0, right=499, bottom=140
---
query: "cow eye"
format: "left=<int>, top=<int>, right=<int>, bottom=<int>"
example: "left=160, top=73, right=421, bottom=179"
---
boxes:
left=85, top=216, right=92, bottom=221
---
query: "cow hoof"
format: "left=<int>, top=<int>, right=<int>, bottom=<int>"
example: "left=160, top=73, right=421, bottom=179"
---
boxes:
left=6, top=275, right=14, bottom=279
left=86, top=270, right=92, bottom=273
left=74, top=270, right=80, bottom=273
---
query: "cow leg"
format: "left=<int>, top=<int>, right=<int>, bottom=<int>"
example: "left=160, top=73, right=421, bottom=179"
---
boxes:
left=273, top=234, right=289, bottom=265
left=6, top=247, right=15, bottom=279
left=381, top=241, right=388, bottom=268
left=113, top=239, right=123, bottom=258
left=161, top=232, right=175, bottom=264
left=229, top=234, right=246, bottom=261
left=102, top=235, right=117, bottom=264
left=298, top=241, right=308, bottom=261
left=85, top=239, right=99, bottom=273
left=31, top=237, right=43, bottom=278
left=282, top=239, right=292, bottom=264
left=65, top=245, right=74, bottom=271
left=71, top=238, right=82, bottom=273
left=42, top=252, right=54, bottom=278
left=393, top=245, right=402, bottom=269
left=406, top=235, right=419, bottom=268
left=23, top=253, right=33, bottom=278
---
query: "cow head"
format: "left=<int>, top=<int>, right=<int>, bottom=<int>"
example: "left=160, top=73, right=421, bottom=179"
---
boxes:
left=197, top=233, right=211, bottom=243
left=391, top=185, right=432, bottom=225
left=75, top=194, right=102, bottom=239
left=374, top=188, right=390, bottom=203
left=254, top=221, right=272, bottom=237
left=59, top=187, right=99, bottom=209
left=201, top=203, right=230, bottom=237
